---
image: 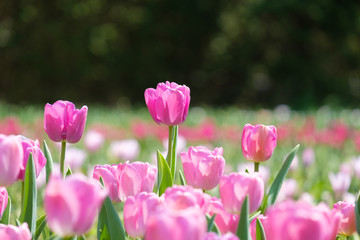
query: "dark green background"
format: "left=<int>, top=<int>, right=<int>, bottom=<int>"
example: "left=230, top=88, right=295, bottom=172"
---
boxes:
left=1, top=0, right=360, bottom=109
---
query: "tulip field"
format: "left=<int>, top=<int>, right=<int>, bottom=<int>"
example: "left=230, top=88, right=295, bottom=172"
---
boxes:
left=1, top=82, right=360, bottom=239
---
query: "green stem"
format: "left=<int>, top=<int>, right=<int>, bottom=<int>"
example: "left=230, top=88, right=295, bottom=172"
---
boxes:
left=60, top=140, right=67, bottom=178
left=171, top=125, right=178, bottom=183
left=21, top=181, right=24, bottom=208
left=254, top=162, right=259, bottom=172
left=166, top=126, right=174, bottom=167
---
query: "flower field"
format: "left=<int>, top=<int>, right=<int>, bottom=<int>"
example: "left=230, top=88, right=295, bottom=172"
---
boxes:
left=1, top=83, right=360, bottom=239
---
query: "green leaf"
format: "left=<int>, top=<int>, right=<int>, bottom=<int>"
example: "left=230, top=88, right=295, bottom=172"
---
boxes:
left=249, top=211, right=261, bottom=224
left=43, top=140, right=54, bottom=184
left=256, top=218, right=266, bottom=240
left=66, top=166, right=73, bottom=176
left=0, top=196, right=11, bottom=224
left=237, top=196, right=250, bottom=240
left=355, top=191, right=360, bottom=234
left=206, top=214, right=220, bottom=234
left=260, top=144, right=300, bottom=212
left=19, top=153, right=37, bottom=237
left=35, top=214, right=47, bottom=240
left=97, top=196, right=126, bottom=240
left=157, top=150, right=173, bottom=196
left=179, top=170, right=186, bottom=186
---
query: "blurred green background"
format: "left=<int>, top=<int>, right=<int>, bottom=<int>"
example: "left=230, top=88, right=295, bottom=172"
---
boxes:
left=1, top=0, right=360, bottom=109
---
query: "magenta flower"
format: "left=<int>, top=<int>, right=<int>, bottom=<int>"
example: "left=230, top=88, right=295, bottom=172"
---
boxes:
left=266, top=201, right=341, bottom=240
left=144, top=81, right=190, bottom=126
left=333, top=201, right=356, bottom=236
left=181, top=146, right=225, bottom=190
left=44, top=174, right=106, bottom=237
left=145, top=206, right=206, bottom=240
left=93, top=164, right=120, bottom=202
left=44, top=100, right=88, bottom=143
left=0, top=223, right=31, bottom=240
left=241, top=124, right=277, bottom=162
left=0, top=135, right=23, bottom=187
left=116, top=161, right=157, bottom=202
left=0, top=187, right=8, bottom=220
left=17, top=136, right=47, bottom=181
left=219, top=172, right=264, bottom=214
left=124, top=192, right=161, bottom=238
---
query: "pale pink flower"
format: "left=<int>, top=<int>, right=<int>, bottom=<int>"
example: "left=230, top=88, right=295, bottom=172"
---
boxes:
left=93, top=164, right=120, bottom=202
left=109, top=139, right=140, bottom=161
left=333, top=201, right=356, bottom=236
left=0, top=223, right=31, bottom=240
left=84, top=130, right=105, bottom=152
left=0, top=135, right=23, bottom=186
left=0, top=187, right=8, bottom=219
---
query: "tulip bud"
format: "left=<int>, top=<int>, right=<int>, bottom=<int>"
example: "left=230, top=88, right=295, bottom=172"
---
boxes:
left=44, top=174, right=106, bottom=237
left=124, top=192, right=161, bottom=238
left=333, top=201, right=356, bottom=236
left=93, top=164, right=120, bottom=202
left=144, top=81, right=191, bottom=126
left=181, top=146, right=225, bottom=190
left=219, top=172, right=264, bottom=214
left=44, top=100, right=88, bottom=143
left=241, top=124, right=277, bottom=162
left=0, top=223, right=31, bottom=240
left=0, top=187, right=8, bottom=220
left=0, top=135, right=23, bottom=186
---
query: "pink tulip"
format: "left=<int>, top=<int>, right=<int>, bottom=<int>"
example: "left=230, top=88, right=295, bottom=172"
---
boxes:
left=0, top=187, right=8, bottom=219
left=0, top=135, right=23, bottom=186
left=163, top=185, right=210, bottom=212
left=44, top=174, right=106, bottom=237
left=204, top=232, right=239, bottom=240
left=0, top=223, right=31, bottom=240
left=249, top=215, right=269, bottom=240
left=206, top=197, right=239, bottom=234
left=266, top=200, right=341, bottom=240
left=241, top=124, right=277, bottom=162
left=302, top=147, right=315, bottom=167
left=109, top=139, right=140, bottom=161
left=181, top=146, right=225, bottom=190
left=333, top=201, right=356, bottom=236
left=93, top=164, right=120, bottom=202
left=17, top=136, right=47, bottom=181
left=219, top=172, right=264, bottom=214
left=124, top=192, right=161, bottom=238
left=144, top=81, right=191, bottom=126
left=145, top=206, right=206, bottom=240
left=329, top=172, right=351, bottom=199
left=116, top=161, right=157, bottom=202
left=65, top=147, right=87, bottom=172
left=44, top=100, right=88, bottom=143
left=84, top=130, right=105, bottom=152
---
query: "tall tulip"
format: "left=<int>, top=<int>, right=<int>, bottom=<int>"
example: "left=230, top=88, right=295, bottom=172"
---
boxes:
left=241, top=124, right=277, bottom=171
left=0, top=135, right=23, bottom=186
left=44, top=174, right=106, bottom=237
left=333, top=201, right=356, bottom=236
left=17, top=136, right=46, bottom=181
left=0, top=223, right=31, bottom=240
left=0, top=187, right=8, bottom=220
left=181, top=146, right=225, bottom=190
left=219, top=172, right=264, bottom=214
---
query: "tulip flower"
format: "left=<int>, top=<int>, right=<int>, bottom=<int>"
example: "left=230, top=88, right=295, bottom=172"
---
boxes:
left=302, top=147, right=315, bottom=167
left=266, top=200, right=341, bottom=240
left=0, top=135, right=23, bottom=186
left=124, top=192, right=161, bottom=238
left=116, top=161, right=157, bottom=202
left=181, top=146, right=225, bottom=190
left=0, top=187, right=8, bottom=220
left=329, top=172, right=351, bottom=199
left=0, top=223, right=31, bottom=240
left=109, top=139, right=140, bottom=161
left=93, top=164, right=120, bottom=202
left=44, top=174, right=106, bottom=237
left=241, top=124, right=277, bottom=163
left=84, top=130, right=104, bottom=152
left=64, top=147, right=87, bottom=172
left=249, top=215, right=269, bottom=240
left=333, top=201, right=356, bottom=236
left=204, top=232, right=239, bottom=240
left=219, top=172, right=264, bottom=214
left=206, top=197, right=239, bottom=234
left=17, top=136, right=47, bottom=181
left=44, top=100, right=88, bottom=143
left=145, top=206, right=206, bottom=240
left=144, top=81, right=190, bottom=126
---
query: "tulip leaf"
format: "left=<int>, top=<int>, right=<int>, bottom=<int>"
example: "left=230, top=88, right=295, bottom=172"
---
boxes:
left=355, top=191, right=360, bottom=234
left=35, top=214, right=47, bottom=240
left=19, top=153, right=37, bottom=237
left=43, top=140, right=54, bottom=184
left=97, top=196, right=126, bottom=240
left=260, top=144, right=299, bottom=213
left=237, top=196, right=250, bottom=240
left=179, top=170, right=186, bottom=186
left=66, top=166, right=73, bottom=176
left=256, top=218, right=266, bottom=240
left=0, top=196, right=11, bottom=224
left=157, top=150, right=173, bottom=196
left=249, top=211, right=261, bottom=224
left=206, top=214, right=220, bottom=234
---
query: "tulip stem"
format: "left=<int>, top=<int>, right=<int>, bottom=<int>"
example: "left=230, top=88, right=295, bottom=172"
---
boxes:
left=254, top=162, right=259, bottom=172
left=60, top=140, right=67, bottom=178
left=167, top=125, right=178, bottom=183
left=21, top=181, right=24, bottom=208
